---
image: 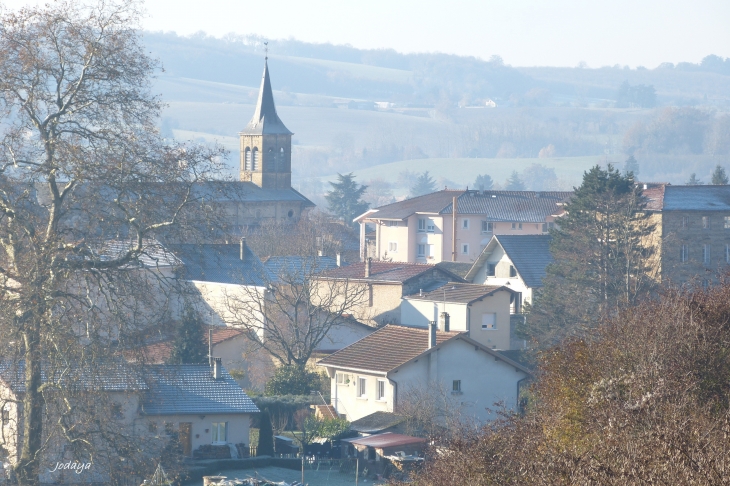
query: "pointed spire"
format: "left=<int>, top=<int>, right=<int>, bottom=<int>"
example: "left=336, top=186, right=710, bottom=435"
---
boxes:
left=241, top=60, right=292, bottom=135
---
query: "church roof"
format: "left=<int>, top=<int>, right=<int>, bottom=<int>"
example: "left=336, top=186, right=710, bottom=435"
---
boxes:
left=240, top=60, right=292, bottom=135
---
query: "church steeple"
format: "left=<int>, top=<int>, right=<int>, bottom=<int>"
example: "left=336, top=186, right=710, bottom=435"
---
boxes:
left=239, top=60, right=293, bottom=189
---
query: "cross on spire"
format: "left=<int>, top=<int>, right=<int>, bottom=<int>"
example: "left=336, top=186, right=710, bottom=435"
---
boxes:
left=264, top=41, right=268, bottom=60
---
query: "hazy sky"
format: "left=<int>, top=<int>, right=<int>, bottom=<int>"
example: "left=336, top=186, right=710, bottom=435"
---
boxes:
left=4, top=0, right=729, bottom=67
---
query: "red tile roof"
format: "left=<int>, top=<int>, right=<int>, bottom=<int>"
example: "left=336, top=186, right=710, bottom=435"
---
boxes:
left=132, top=327, right=245, bottom=363
left=318, top=261, right=457, bottom=283
left=317, top=325, right=462, bottom=373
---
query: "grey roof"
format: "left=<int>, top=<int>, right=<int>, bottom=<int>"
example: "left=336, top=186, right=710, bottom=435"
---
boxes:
left=240, top=61, right=292, bottom=135
left=97, top=239, right=181, bottom=268
left=404, top=282, right=513, bottom=304
left=264, top=256, right=341, bottom=283
left=350, top=412, right=406, bottom=434
left=467, top=235, right=552, bottom=288
left=191, top=181, right=314, bottom=206
left=435, top=261, right=473, bottom=279
left=168, top=243, right=271, bottom=285
left=0, top=360, right=147, bottom=393
left=141, top=365, right=259, bottom=415
left=361, top=190, right=571, bottom=222
left=660, top=185, right=730, bottom=211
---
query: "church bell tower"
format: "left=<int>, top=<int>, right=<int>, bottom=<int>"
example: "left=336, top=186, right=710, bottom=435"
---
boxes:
left=239, top=60, right=292, bottom=189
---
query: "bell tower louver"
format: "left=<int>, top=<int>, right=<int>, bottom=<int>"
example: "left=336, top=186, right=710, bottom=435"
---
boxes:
left=239, top=60, right=292, bottom=189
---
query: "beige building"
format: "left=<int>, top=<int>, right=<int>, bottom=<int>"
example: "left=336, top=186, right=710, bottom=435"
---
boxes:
left=315, top=258, right=465, bottom=326
left=644, top=184, right=730, bottom=285
left=318, top=325, right=531, bottom=423
left=355, top=189, right=570, bottom=264
left=401, top=283, right=516, bottom=350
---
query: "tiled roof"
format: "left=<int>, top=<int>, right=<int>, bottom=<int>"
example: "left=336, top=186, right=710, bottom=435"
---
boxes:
left=318, top=261, right=461, bottom=284
left=641, top=183, right=668, bottom=211
left=133, top=327, right=245, bottom=364
left=317, top=325, right=462, bottom=373
left=404, top=282, right=512, bottom=304
left=342, top=432, right=426, bottom=448
left=444, top=191, right=572, bottom=222
left=168, top=243, right=271, bottom=285
left=660, top=185, right=730, bottom=211
left=434, top=261, right=473, bottom=279
left=95, top=239, right=181, bottom=268
left=360, top=190, right=571, bottom=222
left=495, top=235, right=553, bottom=288
left=359, top=190, right=465, bottom=220
left=350, top=412, right=406, bottom=434
left=264, top=256, right=341, bottom=283
left=141, top=365, right=259, bottom=415
left=0, top=360, right=147, bottom=392
left=190, top=181, right=314, bottom=207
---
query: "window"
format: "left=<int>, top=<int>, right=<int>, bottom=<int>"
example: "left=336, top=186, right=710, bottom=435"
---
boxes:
left=212, top=422, right=228, bottom=444
left=511, top=222, right=523, bottom=230
left=703, top=216, right=710, bottom=229
left=418, top=219, right=427, bottom=232
left=418, top=244, right=434, bottom=258
left=725, top=216, right=730, bottom=229
left=482, top=313, right=496, bottom=330
left=417, top=244, right=426, bottom=257
left=542, top=222, right=555, bottom=233
left=486, top=263, right=496, bottom=277
left=164, top=422, right=175, bottom=435
left=244, top=148, right=252, bottom=171
left=427, top=219, right=435, bottom=232
left=377, top=380, right=386, bottom=401
left=387, top=221, right=399, bottom=227
left=279, top=147, right=285, bottom=171
left=680, top=245, right=688, bottom=263
left=388, top=242, right=398, bottom=253
left=1, top=408, right=8, bottom=426
left=481, top=221, right=493, bottom=233
left=703, top=244, right=711, bottom=264
left=509, top=265, right=517, bottom=277
left=462, top=244, right=469, bottom=255
left=682, top=216, right=688, bottom=229
left=252, top=148, right=259, bottom=170
left=357, top=377, right=367, bottom=398
left=452, top=380, right=462, bottom=393
left=336, top=373, right=351, bottom=385
left=148, top=421, right=158, bottom=433
left=462, top=219, right=470, bottom=229
left=111, top=403, right=124, bottom=419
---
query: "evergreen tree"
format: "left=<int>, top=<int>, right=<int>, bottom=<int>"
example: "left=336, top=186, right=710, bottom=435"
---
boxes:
left=257, top=411, right=275, bottom=456
left=325, top=173, right=369, bottom=227
left=711, top=165, right=729, bottom=184
left=473, top=174, right=494, bottom=190
left=168, top=306, right=207, bottom=364
left=623, top=155, right=640, bottom=179
left=410, top=171, right=437, bottom=197
left=526, top=165, right=656, bottom=346
left=687, top=173, right=704, bottom=185
left=264, top=365, right=325, bottom=396
left=505, top=171, right=525, bottom=190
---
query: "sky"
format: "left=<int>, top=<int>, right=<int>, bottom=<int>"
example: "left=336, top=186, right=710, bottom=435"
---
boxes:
left=4, top=0, right=729, bottom=68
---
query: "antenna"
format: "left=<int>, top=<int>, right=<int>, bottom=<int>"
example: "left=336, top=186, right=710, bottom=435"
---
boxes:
left=264, top=41, right=268, bottom=60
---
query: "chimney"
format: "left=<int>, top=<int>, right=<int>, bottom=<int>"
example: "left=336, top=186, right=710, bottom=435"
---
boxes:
left=239, top=237, right=246, bottom=261
left=213, top=357, right=222, bottom=380
left=336, top=252, right=342, bottom=267
left=318, top=249, right=324, bottom=257
left=439, top=312, right=450, bottom=332
left=428, top=320, right=437, bottom=349
left=208, top=329, right=213, bottom=366
left=419, top=289, right=423, bottom=297
left=365, top=257, right=372, bottom=278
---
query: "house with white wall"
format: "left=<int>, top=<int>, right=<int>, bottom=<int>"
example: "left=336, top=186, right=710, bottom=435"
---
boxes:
left=401, top=282, right=516, bottom=350
left=317, top=324, right=531, bottom=423
left=466, top=235, right=552, bottom=307
left=355, top=189, right=570, bottom=264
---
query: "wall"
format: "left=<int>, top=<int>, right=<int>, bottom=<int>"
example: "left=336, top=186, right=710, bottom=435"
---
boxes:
left=470, top=245, right=534, bottom=306
left=391, top=338, right=527, bottom=422
left=313, top=321, right=374, bottom=354
left=323, top=369, right=393, bottom=422
left=189, top=281, right=267, bottom=338
left=143, top=412, right=252, bottom=454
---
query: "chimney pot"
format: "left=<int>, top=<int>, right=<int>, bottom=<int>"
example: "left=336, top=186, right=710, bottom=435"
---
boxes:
left=439, top=312, right=450, bottom=332
left=318, top=249, right=324, bottom=257
left=213, top=357, right=222, bottom=380
left=239, top=237, right=246, bottom=261
left=428, top=321, right=437, bottom=349
left=336, top=252, right=342, bottom=267
left=365, top=257, right=372, bottom=278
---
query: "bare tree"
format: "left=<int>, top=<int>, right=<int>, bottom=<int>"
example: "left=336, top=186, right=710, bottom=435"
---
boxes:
left=0, top=1, right=223, bottom=483
left=223, top=263, right=368, bottom=371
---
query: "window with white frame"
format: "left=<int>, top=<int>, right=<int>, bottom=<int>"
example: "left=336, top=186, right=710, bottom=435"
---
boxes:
left=417, top=244, right=426, bottom=257
left=211, top=422, right=228, bottom=444
left=452, top=380, right=462, bottom=393
left=388, top=242, right=398, bottom=253
left=703, top=244, right=711, bottom=264
left=481, top=221, right=493, bottom=233
left=376, top=380, right=386, bottom=401
left=357, top=377, right=367, bottom=398
left=427, top=219, right=435, bottom=232
left=703, top=216, right=710, bottom=229
left=336, top=373, right=351, bottom=385
left=680, top=244, right=688, bottom=263
left=387, top=221, right=400, bottom=227
left=462, top=219, right=470, bottom=229
left=418, top=219, right=427, bottom=232
left=511, top=222, right=523, bottom=230
left=482, top=313, right=496, bottom=330
left=462, top=244, right=469, bottom=255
